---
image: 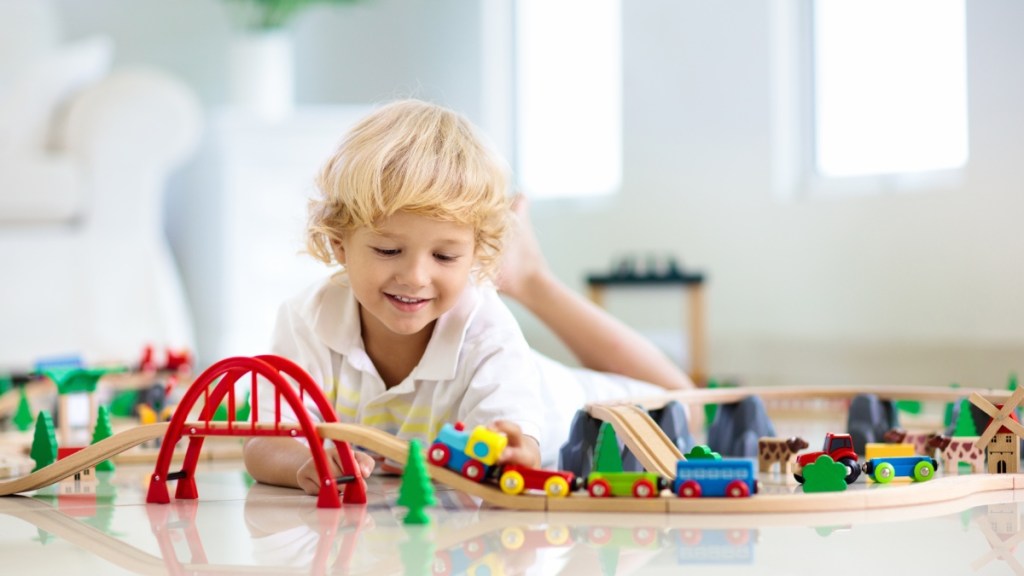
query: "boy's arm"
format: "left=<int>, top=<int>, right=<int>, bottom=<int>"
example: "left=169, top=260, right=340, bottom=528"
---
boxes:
left=243, top=437, right=375, bottom=494
left=244, top=437, right=318, bottom=489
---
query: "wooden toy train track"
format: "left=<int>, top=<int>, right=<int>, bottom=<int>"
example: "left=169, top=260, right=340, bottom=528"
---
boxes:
left=1, top=354, right=1018, bottom=514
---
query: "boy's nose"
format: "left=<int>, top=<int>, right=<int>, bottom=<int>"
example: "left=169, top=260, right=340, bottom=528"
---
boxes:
left=397, top=256, right=430, bottom=288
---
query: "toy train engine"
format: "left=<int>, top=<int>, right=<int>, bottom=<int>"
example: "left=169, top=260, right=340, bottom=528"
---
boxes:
left=428, top=422, right=508, bottom=482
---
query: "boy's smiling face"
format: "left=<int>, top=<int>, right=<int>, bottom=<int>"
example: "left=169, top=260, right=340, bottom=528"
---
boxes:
left=336, top=211, right=476, bottom=343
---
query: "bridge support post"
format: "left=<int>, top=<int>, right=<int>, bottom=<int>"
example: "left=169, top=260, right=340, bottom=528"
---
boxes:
left=338, top=442, right=367, bottom=505
left=147, top=473, right=170, bottom=504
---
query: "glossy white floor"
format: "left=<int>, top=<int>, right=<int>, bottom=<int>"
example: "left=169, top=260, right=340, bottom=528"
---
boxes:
left=1, top=457, right=1023, bottom=576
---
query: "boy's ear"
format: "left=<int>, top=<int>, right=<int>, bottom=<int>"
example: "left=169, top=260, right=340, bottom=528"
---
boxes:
left=332, top=239, right=347, bottom=265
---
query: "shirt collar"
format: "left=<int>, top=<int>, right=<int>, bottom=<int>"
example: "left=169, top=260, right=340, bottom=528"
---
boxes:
left=411, top=283, right=480, bottom=381
left=313, top=275, right=481, bottom=381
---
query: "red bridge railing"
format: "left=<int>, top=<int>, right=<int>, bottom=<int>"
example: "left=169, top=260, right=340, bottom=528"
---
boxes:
left=146, top=355, right=365, bottom=508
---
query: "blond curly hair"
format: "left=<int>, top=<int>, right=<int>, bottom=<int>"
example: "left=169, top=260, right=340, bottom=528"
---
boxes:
left=306, top=99, right=511, bottom=280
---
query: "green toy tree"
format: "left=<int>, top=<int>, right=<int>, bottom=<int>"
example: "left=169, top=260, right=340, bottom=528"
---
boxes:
left=397, top=439, right=436, bottom=525
left=944, top=383, right=961, bottom=428
left=398, top=526, right=436, bottom=576
left=236, top=393, right=251, bottom=421
left=30, top=411, right=58, bottom=472
left=213, top=403, right=229, bottom=421
left=952, top=397, right=979, bottom=436
left=703, top=378, right=720, bottom=428
left=594, top=422, right=624, bottom=473
left=90, top=405, right=115, bottom=472
left=13, top=386, right=33, bottom=431
left=802, top=455, right=848, bottom=493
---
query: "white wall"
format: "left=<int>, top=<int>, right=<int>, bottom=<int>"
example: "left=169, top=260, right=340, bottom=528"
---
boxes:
left=520, top=0, right=1024, bottom=389
left=52, top=0, right=1024, bottom=388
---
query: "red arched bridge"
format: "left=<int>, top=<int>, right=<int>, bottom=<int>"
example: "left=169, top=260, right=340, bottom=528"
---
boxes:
left=146, top=355, right=365, bottom=508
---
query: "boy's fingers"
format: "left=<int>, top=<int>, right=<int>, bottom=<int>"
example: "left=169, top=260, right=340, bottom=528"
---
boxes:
left=354, top=451, right=376, bottom=477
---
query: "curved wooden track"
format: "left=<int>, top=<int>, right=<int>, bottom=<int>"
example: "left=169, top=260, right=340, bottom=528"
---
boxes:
left=624, top=384, right=1013, bottom=412
left=586, top=404, right=683, bottom=478
left=0, top=423, right=168, bottom=496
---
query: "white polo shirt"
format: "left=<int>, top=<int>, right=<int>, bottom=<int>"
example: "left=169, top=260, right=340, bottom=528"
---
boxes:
left=257, top=274, right=546, bottom=461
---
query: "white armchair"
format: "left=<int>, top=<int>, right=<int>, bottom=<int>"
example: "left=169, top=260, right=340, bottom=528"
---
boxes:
left=0, top=2, right=201, bottom=369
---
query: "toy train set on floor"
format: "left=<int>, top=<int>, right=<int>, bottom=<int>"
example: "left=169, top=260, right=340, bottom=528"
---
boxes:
left=2, top=354, right=1024, bottom=514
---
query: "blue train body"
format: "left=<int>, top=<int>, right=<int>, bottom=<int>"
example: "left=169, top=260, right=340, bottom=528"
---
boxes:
left=673, top=458, right=758, bottom=498
left=863, top=456, right=938, bottom=483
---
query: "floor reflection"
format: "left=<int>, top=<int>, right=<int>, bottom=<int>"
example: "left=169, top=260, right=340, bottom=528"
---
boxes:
left=0, top=469, right=1021, bottom=575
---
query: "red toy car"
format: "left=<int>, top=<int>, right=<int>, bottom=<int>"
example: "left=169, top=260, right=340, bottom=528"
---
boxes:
left=498, top=464, right=580, bottom=497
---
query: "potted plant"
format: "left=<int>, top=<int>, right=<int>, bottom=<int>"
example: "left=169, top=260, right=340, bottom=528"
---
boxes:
left=222, top=0, right=364, bottom=31
left=220, top=0, right=365, bottom=120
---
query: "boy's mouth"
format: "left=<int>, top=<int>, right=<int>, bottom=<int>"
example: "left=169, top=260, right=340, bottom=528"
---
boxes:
left=386, top=293, right=431, bottom=311
left=389, top=294, right=426, bottom=304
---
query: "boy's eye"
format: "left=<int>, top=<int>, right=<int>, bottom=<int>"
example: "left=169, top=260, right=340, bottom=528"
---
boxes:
left=434, top=253, right=459, bottom=263
left=372, top=247, right=400, bottom=256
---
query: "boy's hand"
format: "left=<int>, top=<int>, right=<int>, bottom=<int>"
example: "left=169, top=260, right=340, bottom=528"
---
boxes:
left=296, top=447, right=375, bottom=495
left=492, top=420, right=541, bottom=469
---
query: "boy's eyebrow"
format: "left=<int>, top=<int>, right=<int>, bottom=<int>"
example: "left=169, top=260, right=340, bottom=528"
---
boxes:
left=369, top=230, right=472, bottom=246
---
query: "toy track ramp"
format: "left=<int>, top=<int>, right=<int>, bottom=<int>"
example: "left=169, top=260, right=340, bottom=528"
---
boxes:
left=0, top=423, right=169, bottom=496
left=587, top=404, right=684, bottom=478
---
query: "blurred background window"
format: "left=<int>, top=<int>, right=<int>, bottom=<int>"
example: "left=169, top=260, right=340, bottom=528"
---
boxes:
left=514, top=0, right=622, bottom=199
left=813, top=0, right=968, bottom=178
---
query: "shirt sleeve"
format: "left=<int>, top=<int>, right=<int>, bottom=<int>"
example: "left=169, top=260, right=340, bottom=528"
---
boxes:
left=455, top=327, right=545, bottom=447
left=255, top=298, right=334, bottom=426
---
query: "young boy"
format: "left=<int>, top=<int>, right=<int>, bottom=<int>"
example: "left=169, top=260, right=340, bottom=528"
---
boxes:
left=243, top=99, right=692, bottom=496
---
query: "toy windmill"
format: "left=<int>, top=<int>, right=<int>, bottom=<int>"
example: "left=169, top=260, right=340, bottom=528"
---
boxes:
left=969, top=387, right=1024, bottom=474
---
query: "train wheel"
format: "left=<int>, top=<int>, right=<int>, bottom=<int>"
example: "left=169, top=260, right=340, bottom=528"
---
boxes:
left=725, top=480, right=750, bottom=498
left=588, top=527, right=613, bottom=546
left=500, top=470, right=526, bottom=495
left=589, top=478, right=612, bottom=498
left=463, top=460, right=486, bottom=482
left=545, top=525, right=571, bottom=546
left=432, top=551, right=452, bottom=576
left=677, top=480, right=701, bottom=498
left=678, top=529, right=702, bottom=546
left=544, top=476, right=571, bottom=498
left=632, top=478, right=656, bottom=498
left=633, top=527, right=657, bottom=547
left=726, top=529, right=750, bottom=546
left=464, top=538, right=485, bottom=559
left=500, top=527, right=526, bottom=551
left=428, top=443, right=451, bottom=467
left=873, top=462, right=895, bottom=484
left=913, top=460, right=936, bottom=482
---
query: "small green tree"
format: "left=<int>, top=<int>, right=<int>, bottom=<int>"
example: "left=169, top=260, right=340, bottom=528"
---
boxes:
left=236, top=393, right=251, bottom=421
left=13, top=386, right=33, bottom=431
left=90, top=405, right=115, bottom=472
left=397, top=439, right=436, bottom=525
left=943, top=383, right=961, bottom=428
left=30, top=411, right=57, bottom=472
left=703, top=379, right=720, bottom=428
left=953, top=398, right=979, bottom=436
left=594, top=422, right=623, bottom=473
